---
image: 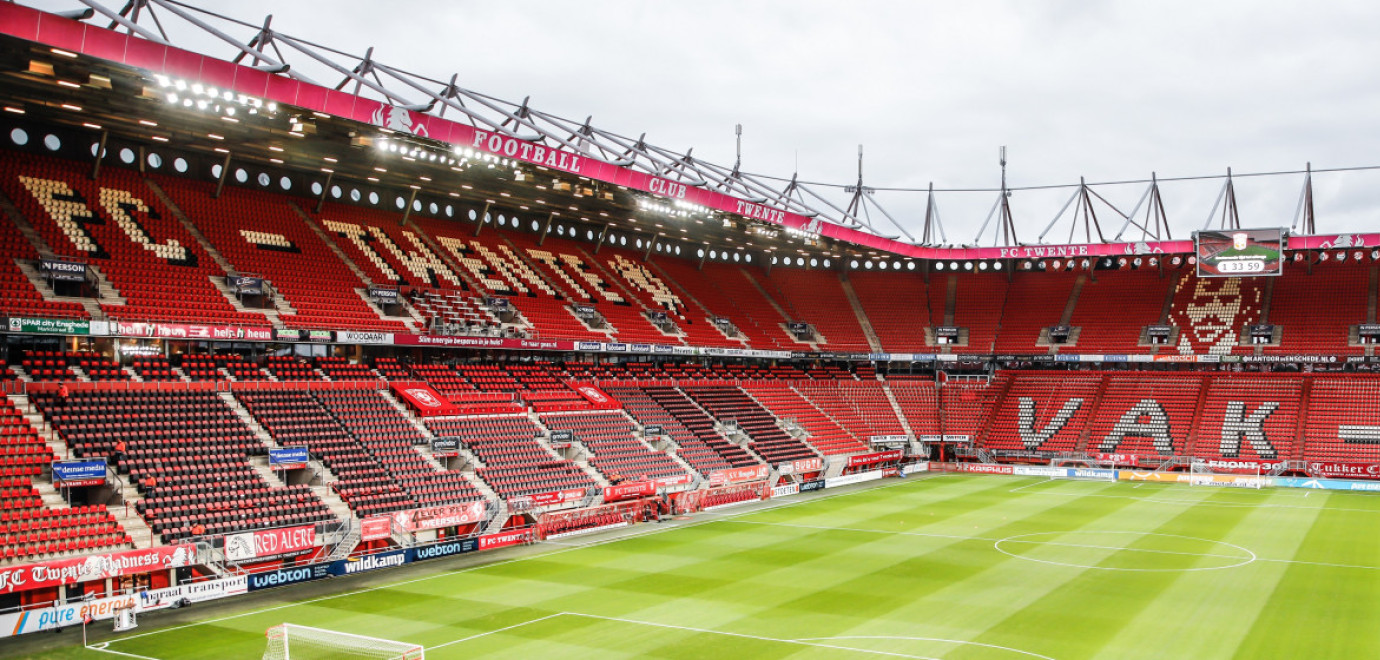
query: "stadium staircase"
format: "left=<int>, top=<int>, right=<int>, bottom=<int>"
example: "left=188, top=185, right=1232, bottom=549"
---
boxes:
left=644, top=260, right=748, bottom=347
left=839, top=274, right=885, bottom=353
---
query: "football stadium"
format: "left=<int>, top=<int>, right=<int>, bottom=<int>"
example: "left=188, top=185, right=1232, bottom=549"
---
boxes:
left=0, top=2, right=1377, bottom=658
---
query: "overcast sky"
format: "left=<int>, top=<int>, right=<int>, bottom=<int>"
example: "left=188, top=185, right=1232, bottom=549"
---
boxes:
left=28, top=0, right=1380, bottom=243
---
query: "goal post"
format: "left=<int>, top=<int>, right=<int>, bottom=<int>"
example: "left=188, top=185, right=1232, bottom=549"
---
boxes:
left=263, top=624, right=425, bottom=660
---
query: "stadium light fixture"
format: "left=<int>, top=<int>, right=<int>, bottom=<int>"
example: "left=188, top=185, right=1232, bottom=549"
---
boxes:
left=1319, top=252, right=1329, bottom=261
left=978, top=262, right=988, bottom=271
left=1372, top=250, right=1379, bottom=260
left=993, top=261, right=1003, bottom=271
left=1117, top=257, right=1129, bottom=267
left=932, top=262, right=942, bottom=271
left=1337, top=251, right=1348, bottom=262
left=1133, top=257, right=1142, bottom=267
left=950, top=261, right=959, bottom=270
left=1149, top=257, right=1159, bottom=267
left=1051, top=260, right=1062, bottom=270
left=1171, top=256, right=1182, bottom=267
left=964, top=261, right=974, bottom=271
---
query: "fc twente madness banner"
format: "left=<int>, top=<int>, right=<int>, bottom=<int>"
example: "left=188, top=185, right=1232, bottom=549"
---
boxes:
left=390, top=382, right=461, bottom=417
left=0, top=545, right=196, bottom=594
left=846, top=450, right=904, bottom=468
left=391, top=500, right=487, bottom=532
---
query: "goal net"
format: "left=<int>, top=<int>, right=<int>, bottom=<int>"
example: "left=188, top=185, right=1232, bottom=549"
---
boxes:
left=263, top=624, right=425, bottom=660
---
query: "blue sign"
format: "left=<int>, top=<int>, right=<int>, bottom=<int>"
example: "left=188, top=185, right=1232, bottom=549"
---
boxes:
left=1274, top=477, right=1380, bottom=492
left=52, top=460, right=106, bottom=483
left=329, top=549, right=409, bottom=576
left=412, top=538, right=478, bottom=562
left=247, top=563, right=331, bottom=591
left=269, top=447, right=310, bottom=467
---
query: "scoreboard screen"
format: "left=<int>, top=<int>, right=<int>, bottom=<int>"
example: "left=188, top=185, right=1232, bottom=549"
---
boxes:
left=1195, top=228, right=1284, bottom=277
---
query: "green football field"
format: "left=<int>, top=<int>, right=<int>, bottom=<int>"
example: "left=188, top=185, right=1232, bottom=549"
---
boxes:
left=29, top=473, right=1380, bottom=659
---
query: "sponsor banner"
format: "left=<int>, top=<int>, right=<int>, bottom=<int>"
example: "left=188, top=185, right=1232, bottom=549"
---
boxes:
left=942, top=435, right=972, bottom=444
left=654, top=473, right=694, bottom=489
left=847, top=450, right=904, bottom=468
left=652, top=344, right=677, bottom=354
left=136, top=576, right=247, bottom=613
left=224, top=525, right=317, bottom=563
left=1307, top=462, right=1380, bottom=480
left=643, top=425, right=663, bottom=435
left=603, top=481, right=655, bottom=503
left=778, top=457, right=824, bottom=475
left=671, top=346, right=697, bottom=355
left=629, top=343, right=652, bottom=353
left=1119, top=471, right=1257, bottom=487
left=431, top=436, right=460, bottom=456
left=367, top=287, right=400, bottom=303
left=1198, top=459, right=1285, bottom=474
left=360, top=515, right=393, bottom=542
left=274, top=329, right=303, bottom=341
left=394, top=334, right=576, bottom=351
left=268, top=447, right=309, bottom=469
left=391, top=383, right=461, bottom=416
left=306, top=329, right=334, bottom=342
left=336, top=330, right=393, bottom=344
left=39, top=259, right=87, bottom=282
left=771, top=484, right=801, bottom=498
left=114, top=321, right=273, bottom=342
left=1012, top=466, right=1071, bottom=478
left=1275, top=477, right=1380, bottom=492
left=1092, top=453, right=1139, bottom=467
left=800, top=479, right=826, bottom=492
left=1069, top=468, right=1118, bottom=481
left=529, top=488, right=587, bottom=507
left=330, top=549, right=408, bottom=576
left=478, top=530, right=532, bottom=551
left=870, top=435, right=910, bottom=446
left=605, top=343, right=628, bottom=353
left=411, top=538, right=478, bottom=562
left=246, top=562, right=331, bottom=591
left=0, top=593, right=138, bottom=637
left=549, top=430, right=575, bottom=443
left=391, top=501, right=487, bottom=532
left=709, top=465, right=770, bottom=486
left=577, top=341, right=604, bottom=351
left=957, top=463, right=1014, bottom=475
left=51, top=460, right=106, bottom=486
left=825, top=470, right=884, bottom=488
left=6, top=317, right=92, bottom=335
left=0, top=545, right=195, bottom=595
left=899, top=462, right=930, bottom=478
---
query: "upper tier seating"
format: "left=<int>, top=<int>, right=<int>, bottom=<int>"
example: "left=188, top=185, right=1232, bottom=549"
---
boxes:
left=151, top=175, right=405, bottom=332
left=0, top=152, right=267, bottom=328
left=539, top=411, right=690, bottom=482
left=655, top=259, right=798, bottom=349
left=311, top=202, right=467, bottom=292
left=1168, top=273, right=1264, bottom=356
left=761, top=269, right=871, bottom=351
left=850, top=271, right=929, bottom=351
left=0, top=187, right=87, bottom=320
left=1267, top=259, right=1368, bottom=355
left=796, top=380, right=907, bottom=440
left=991, top=272, right=1078, bottom=353
left=1066, top=269, right=1168, bottom=354
left=683, top=385, right=820, bottom=464
left=949, top=273, right=1008, bottom=354
left=424, top=416, right=599, bottom=500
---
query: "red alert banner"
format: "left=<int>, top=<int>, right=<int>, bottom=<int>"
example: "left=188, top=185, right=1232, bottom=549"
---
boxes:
left=224, top=525, right=316, bottom=562
left=603, top=481, right=656, bottom=503
left=390, top=383, right=460, bottom=417
left=0, top=544, right=196, bottom=594
left=360, top=516, right=393, bottom=541
left=846, top=450, right=903, bottom=468
left=778, top=458, right=823, bottom=475
left=391, top=501, right=487, bottom=532
left=709, top=465, right=770, bottom=486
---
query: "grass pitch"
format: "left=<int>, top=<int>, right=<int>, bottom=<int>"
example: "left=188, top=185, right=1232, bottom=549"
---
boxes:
left=27, top=474, right=1380, bottom=659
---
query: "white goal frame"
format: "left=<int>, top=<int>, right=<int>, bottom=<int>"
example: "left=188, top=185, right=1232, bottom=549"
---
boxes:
left=264, top=623, right=425, bottom=660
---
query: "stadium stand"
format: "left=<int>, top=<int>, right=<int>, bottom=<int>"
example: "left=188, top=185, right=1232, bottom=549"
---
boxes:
left=424, top=415, right=599, bottom=500
left=682, top=385, right=820, bottom=464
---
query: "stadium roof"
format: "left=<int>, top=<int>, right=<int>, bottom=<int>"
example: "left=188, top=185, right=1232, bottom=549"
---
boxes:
left=0, top=1, right=1373, bottom=264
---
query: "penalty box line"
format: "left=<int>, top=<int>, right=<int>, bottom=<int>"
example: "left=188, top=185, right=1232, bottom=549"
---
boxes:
left=429, top=610, right=942, bottom=659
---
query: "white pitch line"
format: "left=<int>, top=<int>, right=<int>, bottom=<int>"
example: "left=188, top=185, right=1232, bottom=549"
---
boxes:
left=562, top=612, right=942, bottom=659
left=427, top=612, right=566, bottom=651
left=794, top=635, right=1057, bottom=660
left=83, top=642, right=163, bottom=660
